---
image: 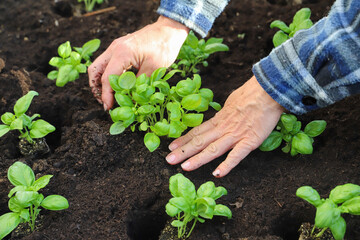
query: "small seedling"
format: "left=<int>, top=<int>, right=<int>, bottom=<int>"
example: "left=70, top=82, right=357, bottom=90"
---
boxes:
left=0, top=161, right=69, bottom=239
left=165, top=173, right=232, bottom=239
left=109, top=67, right=221, bottom=152
left=171, top=31, right=229, bottom=77
left=0, top=91, right=55, bottom=144
left=78, top=0, right=103, bottom=12
left=47, top=39, right=100, bottom=87
left=259, top=113, right=326, bottom=156
left=270, top=8, right=313, bottom=47
left=296, top=183, right=360, bottom=240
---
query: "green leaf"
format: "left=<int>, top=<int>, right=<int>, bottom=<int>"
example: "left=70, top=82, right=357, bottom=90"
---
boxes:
left=259, top=131, right=282, bottom=151
left=109, top=74, right=121, bottom=91
left=8, top=197, right=25, bottom=212
left=56, top=64, right=79, bottom=87
left=150, top=92, right=165, bottom=104
left=182, top=113, right=203, bottom=127
left=209, top=102, right=222, bottom=111
left=175, top=79, right=196, bottom=97
left=197, top=181, right=215, bottom=198
left=165, top=202, right=181, bottom=217
left=32, top=193, right=44, bottom=207
left=270, top=20, right=290, bottom=33
left=8, top=161, right=35, bottom=187
left=49, top=57, right=64, bottom=68
left=14, top=91, right=38, bottom=117
left=119, top=72, right=136, bottom=90
left=153, top=121, right=170, bottom=136
left=296, top=186, right=323, bottom=207
left=193, top=74, right=201, bottom=90
left=290, top=121, right=301, bottom=135
left=150, top=67, right=166, bottom=83
left=138, top=105, right=156, bottom=115
left=295, top=19, right=313, bottom=33
left=144, top=133, right=160, bottom=152
left=41, top=195, right=69, bottom=210
left=169, top=173, right=196, bottom=202
left=211, top=186, right=228, bottom=200
left=32, top=175, right=53, bottom=191
left=110, top=121, right=126, bottom=135
left=75, top=64, right=87, bottom=73
left=280, top=114, right=297, bottom=132
left=171, top=220, right=185, bottom=227
left=8, top=186, right=26, bottom=198
left=199, top=88, right=214, bottom=102
left=153, top=81, right=170, bottom=94
left=69, top=51, right=81, bottom=65
left=163, top=69, right=180, bottom=81
left=329, top=183, right=360, bottom=204
left=80, top=39, right=101, bottom=61
left=169, top=197, right=191, bottom=213
left=196, top=197, right=216, bottom=219
left=181, top=94, right=202, bottom=110
left=194, top=97, right=209, bottom=112
left=0, top=212, right=21, bottom=239
left=204, top=43, right=229, bottom=54
left=186, top=31, right=198, bottom=49
left=115, top=93, right=134, bottom=107
left=168, top=121, right=186, bottom=138
left=1, top=112, right=15, bottom=125
left=214, top=204, right=232, bottom=219
left=315, top=199, right=341, bottom=228
left=272, top=30, right=290, bottom=47
left=304, top=120, right=327, bottom=137
left=167, top=102, right=182, bottom=121
left=14, top=191, right=39, bottom=207
left=292, top=132, right=313, bottom=154
left=340, top=196, right=360, bottom=215
left=293, top=8, right=312, bottom=27
left=20, top=209, right=30, bottom=222
left=9, top=118, right=23, bottom=130
left=30, top=119, right=56, bottom=138
left=58, top=41, right=72, bottom=58
left=47, top=70, right=59, bottom=80
left=110, top=106, right=135, bottom=122
left=329, top=217, right=346, bottom=240
left=139, top=121, right=148, bottom=131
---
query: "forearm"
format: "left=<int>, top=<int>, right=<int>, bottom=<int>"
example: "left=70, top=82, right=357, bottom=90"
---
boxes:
left=252, top=0, right=360, bottom=115
left=157, top=0, right=230, bottom=37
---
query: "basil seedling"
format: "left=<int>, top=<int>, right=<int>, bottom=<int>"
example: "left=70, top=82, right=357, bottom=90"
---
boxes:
left=78, top=0, right=103, bottom=12
left=109, top=68, right=221, bottom=152
left=47, top=39, right=100, bottom=87
left=0, top=162, right=69, bottom=239
left=0, top=91, right=55, bottom=144
left=296, top=183, right=360, bottom=240
left=171, top=31, right=229, bottom=77
left=165, top=173, right=232, bottom=239
left=270, top=8, right=313, bottom=47
left=259, top=113, right=326, bottom=156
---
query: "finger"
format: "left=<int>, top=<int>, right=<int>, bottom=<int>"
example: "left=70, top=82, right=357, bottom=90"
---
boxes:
left=166, top=125, right=223, bottom=164
left=100, top=55, right=131, bottom=110
left=168, top=118, right=217, bottom=151
left=88, top=50, right=112, bottom=104
left=213, top=140, right=255, bottom=178
left=180, top=134, right=236, bottom=171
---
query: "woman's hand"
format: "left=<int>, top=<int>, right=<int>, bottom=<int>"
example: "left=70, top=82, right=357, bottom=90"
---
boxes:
left=166, top=76, right=285, bottom=177
left=88, top=16, right=189, bottom=110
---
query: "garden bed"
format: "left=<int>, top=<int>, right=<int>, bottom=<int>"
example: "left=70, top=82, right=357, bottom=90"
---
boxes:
left=0, top=0, right=359, bottom=239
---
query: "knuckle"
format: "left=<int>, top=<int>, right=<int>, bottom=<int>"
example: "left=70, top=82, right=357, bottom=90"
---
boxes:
left=205, top=143, right=219, bottom=155
left=190, top=135, right=206, bottom=149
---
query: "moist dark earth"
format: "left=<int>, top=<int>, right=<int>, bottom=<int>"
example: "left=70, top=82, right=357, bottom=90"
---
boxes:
left=0, top=0, right=359, bottom=239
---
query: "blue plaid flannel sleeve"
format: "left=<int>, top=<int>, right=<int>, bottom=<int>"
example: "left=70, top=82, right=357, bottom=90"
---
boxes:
left=253, top=0, right=360, bottom=115
left=157, top=0, right=230, bottom=37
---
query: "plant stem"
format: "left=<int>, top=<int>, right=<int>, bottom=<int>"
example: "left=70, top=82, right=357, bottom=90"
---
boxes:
left=315, top=227, right=328, bottom=238
left=186, top=218, right=198, bottom=238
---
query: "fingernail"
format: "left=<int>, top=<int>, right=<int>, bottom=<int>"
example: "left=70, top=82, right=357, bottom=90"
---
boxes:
left=166, top=153, right=176, bottom=164
left=168, top=142, right=178, bottom=151
left=212, top=169, right=220, bottom=177
left=103, top=103, right=108, bottom=111
left=181, top=161, right=190, bottom=169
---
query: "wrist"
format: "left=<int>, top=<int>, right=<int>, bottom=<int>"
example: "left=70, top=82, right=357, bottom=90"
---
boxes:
left=156, top=15, right=190, bottom=34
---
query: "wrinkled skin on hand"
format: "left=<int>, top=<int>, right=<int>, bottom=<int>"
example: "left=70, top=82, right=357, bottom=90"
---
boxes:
left=88, top=16, right=189, bottom=110
left=166, top=76, right=285, bottom=177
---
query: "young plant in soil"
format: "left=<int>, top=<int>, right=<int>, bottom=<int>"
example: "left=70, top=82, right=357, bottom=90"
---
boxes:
left=270, top=7, right=313, bottom=47
left=108, top=67, right=221, bottom=152
left=171, top=31, right=229, bottom=77
left=77, top=0, right=103, bottom=12
left=259, top=113, right=326, bottom=156
left=0, top=161, right=69, bottom=239
left=47, top=39, right=100, bottom=87
left=0, top=91, right=55, bottom=156
left=164, top=173, right=232, bottom=239
left=296, top=183, right=360, bottom=240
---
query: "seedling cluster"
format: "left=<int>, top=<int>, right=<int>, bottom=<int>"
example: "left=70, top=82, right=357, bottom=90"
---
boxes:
left=78, top=0, right=104, bottom=12
left=270, top=8, right=313, bottom=47
left=109, top=68, right=221, bottom=152
left=0, top=162, right=69, bottom=239
left=259, top=113, right=326, bottom=156
left=171, top=30, right=229, bottom=77
left=0, top=91, right=55, bottom=144
left=296, top=183, right=360, bottom=240
left=165, top=173, right=232, bottom=239
left=47, top=39, right=100, bottom=87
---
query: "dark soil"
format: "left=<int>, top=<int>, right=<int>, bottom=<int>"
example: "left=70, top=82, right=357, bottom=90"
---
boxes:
left=1, top=0, right=359, bottom=239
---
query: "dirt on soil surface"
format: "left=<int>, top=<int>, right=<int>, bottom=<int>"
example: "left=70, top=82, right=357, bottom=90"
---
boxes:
left=0, top=0, right=359, bottom=239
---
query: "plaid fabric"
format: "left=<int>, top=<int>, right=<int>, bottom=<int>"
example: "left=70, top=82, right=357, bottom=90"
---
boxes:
left=253, top=0, right=360, bottom=115
left=157, top=0, right=229, bottom=37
